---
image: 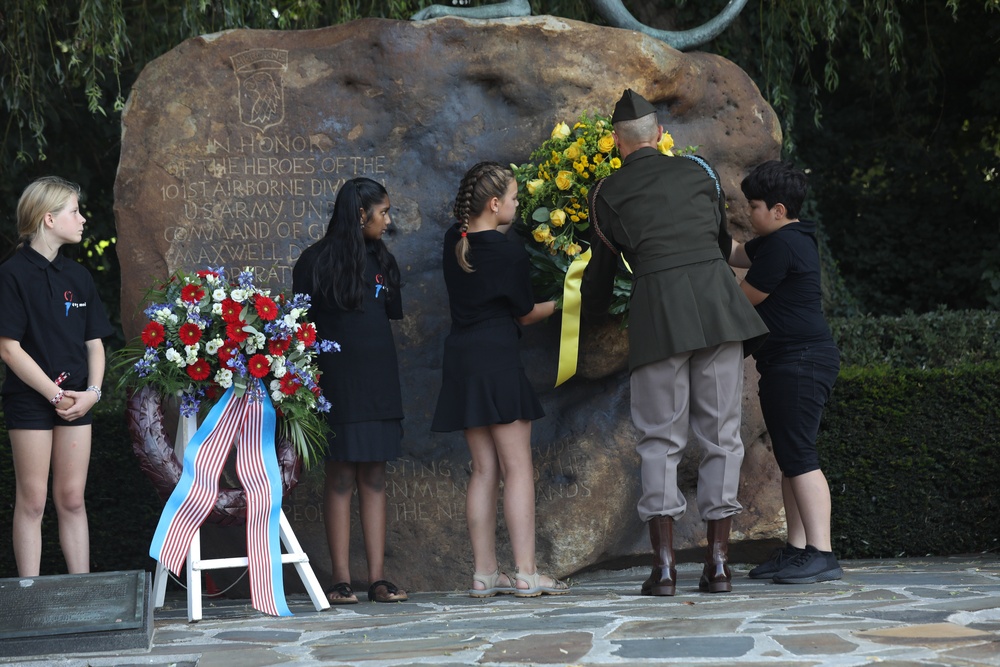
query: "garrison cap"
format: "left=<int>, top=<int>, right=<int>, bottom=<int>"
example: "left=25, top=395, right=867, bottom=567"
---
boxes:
left=611, top=89, right=657, bottom=123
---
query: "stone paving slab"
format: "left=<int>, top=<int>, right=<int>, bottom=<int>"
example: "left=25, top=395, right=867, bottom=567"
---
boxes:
left=0, top=557, right=996, bottom=667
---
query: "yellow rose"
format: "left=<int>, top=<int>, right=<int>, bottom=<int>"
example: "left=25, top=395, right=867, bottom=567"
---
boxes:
left=657, top=131, right=675, bottom=155
left=563, top=144, right=582, bottom=160
left=549, top=209, right=567, bottom=227
left=554, top=170, right=573, bottom=190
left=550, top=122, right=571, bottom=140
left=532, top=224, right=553, bottom=243
left=610, top=157, right=622, bottom=169
left=526, top=179, right=545, bottom=196
left=580, top=187, right=588, bottom=197
left=566, top=242, right=583, bottom=257
left=597, top=133, right=616, bottom=153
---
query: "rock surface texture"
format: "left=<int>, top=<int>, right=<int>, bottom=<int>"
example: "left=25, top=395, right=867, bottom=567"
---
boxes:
left=115, top=16, right=783, bottom=592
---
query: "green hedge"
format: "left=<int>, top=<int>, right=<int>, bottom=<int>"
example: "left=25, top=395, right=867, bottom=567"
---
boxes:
left=821, top=363, right=1000, bottom=558
left=830, top=307, right=1000, bottom=368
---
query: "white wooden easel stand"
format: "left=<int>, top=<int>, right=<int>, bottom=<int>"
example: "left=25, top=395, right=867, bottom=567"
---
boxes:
left=151, top=413, right=330, bottom=621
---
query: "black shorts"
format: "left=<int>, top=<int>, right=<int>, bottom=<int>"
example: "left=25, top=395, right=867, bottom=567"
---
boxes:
left=2, top=390, right=93, bottom=430
left=756, top=345, right=840, bottom=477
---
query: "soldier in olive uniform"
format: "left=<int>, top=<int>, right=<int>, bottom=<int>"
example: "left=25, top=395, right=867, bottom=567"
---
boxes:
left=581, top=89, right=768, bottom=596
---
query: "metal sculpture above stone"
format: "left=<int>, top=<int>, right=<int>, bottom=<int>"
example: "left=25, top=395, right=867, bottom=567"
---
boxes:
left=412, top=0, right=750, bottom=51
left=115, top=15, right=783, bottom=592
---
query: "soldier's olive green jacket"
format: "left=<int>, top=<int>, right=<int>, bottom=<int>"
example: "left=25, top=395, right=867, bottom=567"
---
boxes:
left=581, top=147, right=768, bottom=371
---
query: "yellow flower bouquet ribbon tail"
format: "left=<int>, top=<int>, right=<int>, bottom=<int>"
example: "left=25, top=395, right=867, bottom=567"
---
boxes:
left=555, top=248, right=592, bottom=387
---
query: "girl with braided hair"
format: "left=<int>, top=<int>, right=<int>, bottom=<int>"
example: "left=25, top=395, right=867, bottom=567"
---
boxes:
left=292, top=177, right=408, bottom=604
left=431, top=161, right=568, bottom=598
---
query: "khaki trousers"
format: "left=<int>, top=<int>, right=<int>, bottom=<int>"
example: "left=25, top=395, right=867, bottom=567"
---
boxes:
left=631, top=341, right=745, bottom=523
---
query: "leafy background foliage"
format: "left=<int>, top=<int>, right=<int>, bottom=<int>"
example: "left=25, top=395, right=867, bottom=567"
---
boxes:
left=4, top=0, right=999, bottom=324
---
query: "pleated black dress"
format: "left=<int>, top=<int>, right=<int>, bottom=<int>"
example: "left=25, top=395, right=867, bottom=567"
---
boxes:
left=431, top=224, right=545, bottom=432
left=292, top=242, right=403, bottom=461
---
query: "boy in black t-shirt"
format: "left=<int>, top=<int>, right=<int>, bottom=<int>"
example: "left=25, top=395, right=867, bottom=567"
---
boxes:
left=729, top=161, right=843, bottom=584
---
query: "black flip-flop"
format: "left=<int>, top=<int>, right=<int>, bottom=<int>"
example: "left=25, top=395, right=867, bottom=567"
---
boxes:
left=368, top=579, right=408, bottom=602
left=327, top=581, right=358, bottom=604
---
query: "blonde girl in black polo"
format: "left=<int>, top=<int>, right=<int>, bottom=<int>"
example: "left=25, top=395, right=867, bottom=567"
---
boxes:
left=0, top=176, right=114, bottom=577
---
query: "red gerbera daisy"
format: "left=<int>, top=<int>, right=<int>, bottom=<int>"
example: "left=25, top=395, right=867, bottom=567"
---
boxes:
left=220, top=298, right=242, bottom=322
left=279, top=375, right=301, bottom=396
left=141, top=321, right=166, bottom=348
left=178, top=322, right=203, bottom=346
left=254, top=294, right=279, bottom=321
left=205, top=383, right=222, bottom=400
left=180, top=283, right=206, bottom=303
left=186, top=358, right=211, bottom=381
left=226, top=321, right=249, bottom=343
left=196, top=270, right=219, bottom=280
left=247, top=354, right=270, bottom=379
left=295, top=322, right=317, bottom=347
left=268, top=336, right=291, bottom=357
left=218, top=340, right=241, bottom=365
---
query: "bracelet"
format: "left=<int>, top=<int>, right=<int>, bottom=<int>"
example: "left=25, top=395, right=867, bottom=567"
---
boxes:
left=50, top=389, right=65, bottom=406
left=86, top=386, right=102, bottom=402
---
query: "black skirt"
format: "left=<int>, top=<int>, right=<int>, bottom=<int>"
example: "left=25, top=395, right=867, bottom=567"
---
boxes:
left=325, top=419, right=402, bottom=462
left=431, top=317, right=544, bottom=432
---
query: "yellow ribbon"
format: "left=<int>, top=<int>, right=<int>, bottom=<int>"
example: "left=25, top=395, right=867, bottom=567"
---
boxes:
left=555, top=248, right=592, bottom=387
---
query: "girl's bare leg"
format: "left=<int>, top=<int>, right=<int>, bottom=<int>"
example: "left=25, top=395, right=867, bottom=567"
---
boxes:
left=357, top=461, right=387, bottom=583
left=10, top=430, right=54, bottom=577
left=50, top=425, right=91, bottom=574
left=465, top=426, right=501, bottom=585
left=324, top=460, right=358, bottom=588
left=490, top=419, right=559, bottom=589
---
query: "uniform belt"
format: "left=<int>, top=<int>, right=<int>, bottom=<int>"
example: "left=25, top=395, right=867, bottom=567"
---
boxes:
left=631, top=248, right=723, bottom=278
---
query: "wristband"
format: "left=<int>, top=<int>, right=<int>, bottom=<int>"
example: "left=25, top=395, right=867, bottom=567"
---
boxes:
left=50, top=389, right=65, bottom=406
left=86, top=386, right=102, bottom=402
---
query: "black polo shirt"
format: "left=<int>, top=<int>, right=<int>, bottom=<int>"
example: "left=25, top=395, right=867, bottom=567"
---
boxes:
left=0, top=245, right=115, bottom=395
left=743, top=219, right=834, bottom=361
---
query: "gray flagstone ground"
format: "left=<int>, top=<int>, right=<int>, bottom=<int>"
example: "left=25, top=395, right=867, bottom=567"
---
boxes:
left=2, top=557, right=998, bottom=666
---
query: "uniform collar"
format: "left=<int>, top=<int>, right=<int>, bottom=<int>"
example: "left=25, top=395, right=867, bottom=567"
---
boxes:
left=622, top=146, right=660, bottom=167
left=21, top=244, right=66, bottom=271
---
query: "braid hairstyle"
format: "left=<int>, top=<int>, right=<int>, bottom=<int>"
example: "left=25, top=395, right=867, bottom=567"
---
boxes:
left=311, top=177, right=396, bottom=311
left=452, top=161, right=514, bottom=273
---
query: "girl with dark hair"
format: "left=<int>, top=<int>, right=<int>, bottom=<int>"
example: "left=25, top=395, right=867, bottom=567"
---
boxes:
left=431, top=162, right=569, bottom=598
left=292, top=177, right=408, bottom=604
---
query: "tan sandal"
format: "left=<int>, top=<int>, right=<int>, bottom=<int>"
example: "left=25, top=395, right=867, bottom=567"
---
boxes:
left=468, top=569, right=516, bottom=598
left=514, top=569, right=571, bottom=598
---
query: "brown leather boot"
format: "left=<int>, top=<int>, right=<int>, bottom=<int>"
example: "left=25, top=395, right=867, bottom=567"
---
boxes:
left=699, top=516, right=733, bottom=593
left=641, top=515, right=676, bottom=596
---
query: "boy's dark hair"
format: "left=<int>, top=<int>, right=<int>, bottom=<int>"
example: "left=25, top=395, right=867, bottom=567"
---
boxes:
left=740, top=160, right=808, bottom=220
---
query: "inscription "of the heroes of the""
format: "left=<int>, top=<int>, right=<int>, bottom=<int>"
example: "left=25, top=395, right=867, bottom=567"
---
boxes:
left=161, top=133, right=389, bottom=285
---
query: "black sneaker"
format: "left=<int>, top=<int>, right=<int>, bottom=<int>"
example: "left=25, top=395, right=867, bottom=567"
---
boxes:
left=748, top=543, right=805, bottom=579
left=772, top=545, right=843, bottom=584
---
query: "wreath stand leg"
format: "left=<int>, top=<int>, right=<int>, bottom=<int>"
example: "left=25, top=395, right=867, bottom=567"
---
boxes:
left=151, top=407, right=330, bottom=621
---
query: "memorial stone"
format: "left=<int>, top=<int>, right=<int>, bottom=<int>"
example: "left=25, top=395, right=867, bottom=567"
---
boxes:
left=115, top=15, right=784, bottom=591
